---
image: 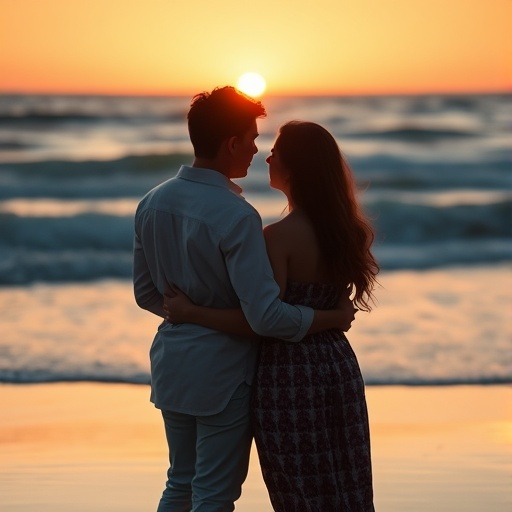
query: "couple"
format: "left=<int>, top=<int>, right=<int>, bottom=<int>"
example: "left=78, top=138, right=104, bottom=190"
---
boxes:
left=133, top=86, right=379, bottom=511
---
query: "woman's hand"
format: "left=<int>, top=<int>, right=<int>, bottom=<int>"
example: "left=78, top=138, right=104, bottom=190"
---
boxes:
left=163, top=285, right=196, bottom=324
left=336, top=287, right=358, bottom=332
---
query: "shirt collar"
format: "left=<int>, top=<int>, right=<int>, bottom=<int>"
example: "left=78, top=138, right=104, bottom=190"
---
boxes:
left=176, top=165, right=243, bottom=195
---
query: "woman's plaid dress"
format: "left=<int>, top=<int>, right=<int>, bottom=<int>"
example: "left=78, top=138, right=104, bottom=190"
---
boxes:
left=253, top=281, right=375, bottom=511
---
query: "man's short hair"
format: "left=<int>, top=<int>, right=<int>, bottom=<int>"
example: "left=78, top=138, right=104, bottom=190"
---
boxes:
left=187, top=86, right=267, bottom=158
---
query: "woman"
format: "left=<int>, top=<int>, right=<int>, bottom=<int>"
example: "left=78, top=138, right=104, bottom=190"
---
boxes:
left=165, top=121, right=379, bottom=511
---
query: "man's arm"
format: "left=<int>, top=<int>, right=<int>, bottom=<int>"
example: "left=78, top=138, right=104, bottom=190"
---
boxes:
left=163, top=213, right=356, bottom=340
left=220, top=213, right=312, bottom=341
left=164, top=287, right=356, bottom=336
left=133, top=230, right=166, bottom=319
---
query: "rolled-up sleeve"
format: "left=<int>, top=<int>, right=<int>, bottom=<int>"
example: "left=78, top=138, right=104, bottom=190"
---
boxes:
left=221, top=213, right=313, bottom=342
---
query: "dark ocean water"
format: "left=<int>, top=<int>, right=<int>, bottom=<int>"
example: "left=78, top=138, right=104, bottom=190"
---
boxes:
left=0, top=93, right=510, bottom=284
left=0, top=93, right=510, bottom=386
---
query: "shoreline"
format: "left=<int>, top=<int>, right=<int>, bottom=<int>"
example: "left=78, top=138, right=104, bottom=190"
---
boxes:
left=1, top=383, right=510, bottom=511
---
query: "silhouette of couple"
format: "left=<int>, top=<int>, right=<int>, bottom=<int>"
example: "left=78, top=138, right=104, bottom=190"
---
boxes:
left=134, top=86, right=378, bottom=511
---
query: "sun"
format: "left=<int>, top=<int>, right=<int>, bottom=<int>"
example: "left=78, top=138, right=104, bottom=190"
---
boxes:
left=236, top=72, right=267, bottom=97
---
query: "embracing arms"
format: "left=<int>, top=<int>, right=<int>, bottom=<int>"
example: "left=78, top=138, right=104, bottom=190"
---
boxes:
left=163, top=220, right=357, bottom=338
left=164, top=286, right=356, bottom=338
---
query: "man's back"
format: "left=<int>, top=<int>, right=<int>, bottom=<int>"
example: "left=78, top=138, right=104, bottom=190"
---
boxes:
left=137, top=169, right=263, bottom=309
left=136, top=87, right=307, bottom=511
left=134, top=166, right=262, bottom=415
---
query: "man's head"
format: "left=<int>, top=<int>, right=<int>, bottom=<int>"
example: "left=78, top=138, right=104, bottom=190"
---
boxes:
left=187, top=86, right=267, bottom=178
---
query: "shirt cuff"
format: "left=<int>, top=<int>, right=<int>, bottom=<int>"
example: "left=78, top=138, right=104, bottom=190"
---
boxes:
left=289, top=305, right=314, bottom=342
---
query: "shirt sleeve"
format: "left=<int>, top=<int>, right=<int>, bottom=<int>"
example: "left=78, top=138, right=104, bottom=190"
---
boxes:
left=221, top=212, right=314, bottom=342
left=133, top=219, right=166, bottom=318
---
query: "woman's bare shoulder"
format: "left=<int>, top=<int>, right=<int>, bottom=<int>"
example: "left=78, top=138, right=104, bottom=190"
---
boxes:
left=263, top=217, right=290, bottom=251
left=265, top=211, right=326, bottom=282
left=264, top=211, right=316, bottom=245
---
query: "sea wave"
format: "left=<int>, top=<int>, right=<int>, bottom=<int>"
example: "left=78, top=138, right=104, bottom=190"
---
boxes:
left=346, top=126, right=479, bottom=141
left=0, top=94, right=189, bottom=119
left=370, top=199, right=512, bottom=242
left=0, top=150, right=509, bottom=200
left=0, top=249, right=132, bottom=284
left=1, top=199, right=509, bottom=250
left=0, top=197, right=510, bottom=284
left=0, top=154, right=186, bottom=199
left=0, top=93, right=510, bottom=284
left=0, top=368, right=151, bottom=386
left=0, top=368, right=509, bottom=386
left=2, top=241, right=510, bottom=285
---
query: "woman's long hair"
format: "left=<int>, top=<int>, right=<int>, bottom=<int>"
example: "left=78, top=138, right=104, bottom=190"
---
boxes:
left=275, top=121, right=379, bottom=311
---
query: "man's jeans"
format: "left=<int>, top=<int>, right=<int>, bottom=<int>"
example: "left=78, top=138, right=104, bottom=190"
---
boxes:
left=157, top=382, right=253, bottom=512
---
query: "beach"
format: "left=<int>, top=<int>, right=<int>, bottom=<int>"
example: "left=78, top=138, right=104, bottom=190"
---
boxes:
left=1, top=265, right=510, bottom=510
left=0, top=92, right=510, bottom=511
left=1, top=383, right=510, bottom=511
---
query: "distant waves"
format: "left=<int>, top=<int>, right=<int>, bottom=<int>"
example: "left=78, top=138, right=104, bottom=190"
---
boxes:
left=0, top=93, right=510, bottom=284
left=0, top=193, right=510, bottom=284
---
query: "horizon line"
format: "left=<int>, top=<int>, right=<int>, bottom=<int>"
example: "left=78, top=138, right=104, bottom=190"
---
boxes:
left=0, top=87, right=510, bottom=98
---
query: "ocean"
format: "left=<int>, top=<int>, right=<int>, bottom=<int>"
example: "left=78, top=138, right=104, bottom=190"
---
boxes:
left=0, top=93, right=510, bottom=386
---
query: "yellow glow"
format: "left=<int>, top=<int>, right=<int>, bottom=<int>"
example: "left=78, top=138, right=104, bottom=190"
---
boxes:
left=237, top=72, right=266, bottom=97
left=0, top=0, right=510, bottom=95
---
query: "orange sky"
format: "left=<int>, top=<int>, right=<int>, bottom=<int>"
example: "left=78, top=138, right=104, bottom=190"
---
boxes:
left=1, top=0, right=510, bottom=95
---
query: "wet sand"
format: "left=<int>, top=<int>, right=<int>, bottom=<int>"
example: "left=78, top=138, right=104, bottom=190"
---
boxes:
left=0, top=383, right=510, bottom=511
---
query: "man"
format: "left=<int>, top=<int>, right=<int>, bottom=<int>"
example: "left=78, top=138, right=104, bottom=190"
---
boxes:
left=133, top=86, right=354, bottom=511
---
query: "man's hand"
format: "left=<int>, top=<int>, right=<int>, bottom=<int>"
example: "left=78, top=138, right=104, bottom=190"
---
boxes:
left=336, top=287, right=358, bottom=332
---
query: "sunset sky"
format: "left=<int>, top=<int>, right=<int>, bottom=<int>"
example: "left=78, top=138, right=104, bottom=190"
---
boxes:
left=1, top=0, right=510, bottom=96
